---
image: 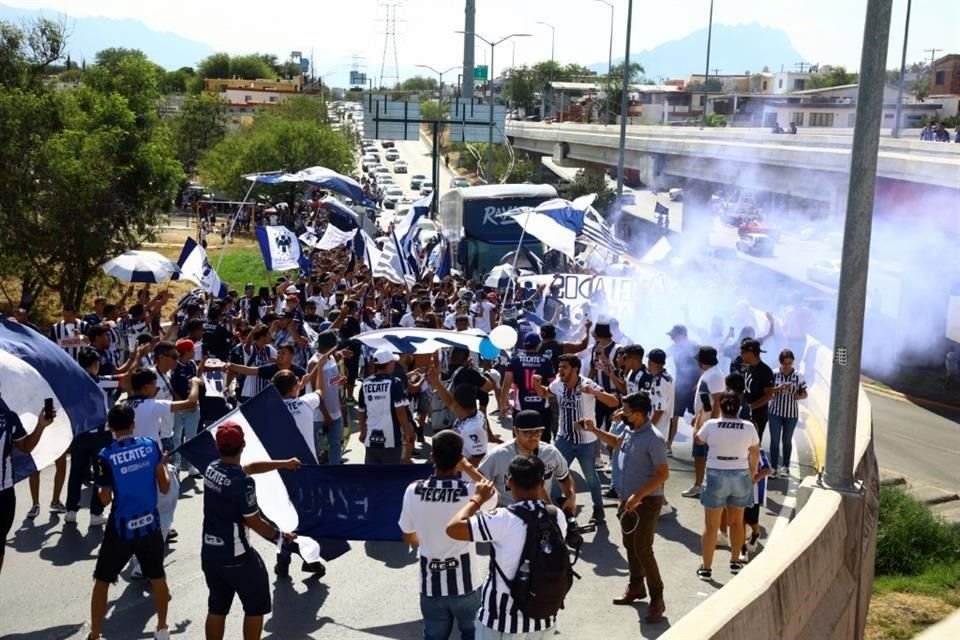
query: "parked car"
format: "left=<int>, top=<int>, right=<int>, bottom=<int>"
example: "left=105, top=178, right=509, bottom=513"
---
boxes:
left=668, top=188, right=683, bottom=202
left=619, top=187, right=637, bottom=206
left=366, top=163, right=383, bottom=176
left=381, top=140, right=395, bottom=148
left=449, top=177, right=470, bottom=188
left=736, top=233, right=776, bottom=257
left=393, top=160, right=408, bottom=173
left=806, top=258, right=842, bottom=287
left=410, top=174, right=427, bottom=190
left=383, top=187, right=405, bottom=209
left=419, top=181, right=434, bottom=196
left=373, top=166, right=390, bottom=178
left=378, top=174, right=396, bottom=185
left=738, top=218, right=781, bottom=242
left=385, top=149, right=400, bottom=161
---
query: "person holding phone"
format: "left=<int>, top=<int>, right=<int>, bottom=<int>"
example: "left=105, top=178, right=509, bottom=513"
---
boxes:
left=767, top=349, right=808, bottom=478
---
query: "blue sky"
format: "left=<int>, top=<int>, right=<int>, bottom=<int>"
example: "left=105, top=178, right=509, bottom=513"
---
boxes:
left=6, top=0, right=959, bottom=82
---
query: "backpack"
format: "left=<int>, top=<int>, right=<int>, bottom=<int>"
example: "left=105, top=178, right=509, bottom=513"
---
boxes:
left=490, top=503, right=574, bottom=620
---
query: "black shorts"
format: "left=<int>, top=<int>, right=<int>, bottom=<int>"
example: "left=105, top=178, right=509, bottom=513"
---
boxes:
left=203, top=551, right=271, bottom=617
left=0, top=487, right=15, bottom=556
left=674, top=381, right=697, bottom=417
left=93, top=526, right=166, bottom=583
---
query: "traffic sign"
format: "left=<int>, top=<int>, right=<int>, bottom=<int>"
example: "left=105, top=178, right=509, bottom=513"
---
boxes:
left=473, top=66, right=488, bottom=81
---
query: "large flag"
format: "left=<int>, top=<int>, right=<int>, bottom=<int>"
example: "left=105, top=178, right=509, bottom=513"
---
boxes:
left=355, top=327, right=487, bottom=355
left=177, top=388, right=431, bottom=552
left=581, top=205, right=628, bottom=254
left=175, top=237, right=228, bottom=299
left=507, top=199, right=582, bottom=259
left=354, top=229, right=383, bottom=274
left=256, top=225, right=302, bottom=271
left=0, top=318, right=106, bottom=483
left=321, top=196, right=360, bottom=232
left=314, top=223, right=357, bottom=251
left=376, top=228, right=415, bottom=286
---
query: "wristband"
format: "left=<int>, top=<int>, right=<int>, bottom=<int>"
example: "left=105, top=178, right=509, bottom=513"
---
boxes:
left=469, top=496, right=484, bottom=509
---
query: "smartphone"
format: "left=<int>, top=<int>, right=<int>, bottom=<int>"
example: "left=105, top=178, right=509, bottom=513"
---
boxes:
left=43, top=398, right=54, bottom=420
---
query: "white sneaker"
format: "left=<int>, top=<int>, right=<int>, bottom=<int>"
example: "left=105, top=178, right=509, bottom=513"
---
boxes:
left=90, top=514, right=108, bottom=527
left=747, top=531, right=761, bottom=552
left=154, top=629, right=170, bottom=640
left=717, top=532, right=730, bottom=548
left=659, top=503, right=676, bottom=517
left=779, top=466, right=790, bottom=478
left=681, top=485, right=701, bottom=498
left=64, top=511, right=78, bottom=524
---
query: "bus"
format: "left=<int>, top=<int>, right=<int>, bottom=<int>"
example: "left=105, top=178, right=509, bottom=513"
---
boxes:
left=437, top=184, right=558, bottom=279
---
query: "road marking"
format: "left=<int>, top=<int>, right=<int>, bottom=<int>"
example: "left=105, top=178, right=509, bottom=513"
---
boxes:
left=768, top=451, right=801, bottom=544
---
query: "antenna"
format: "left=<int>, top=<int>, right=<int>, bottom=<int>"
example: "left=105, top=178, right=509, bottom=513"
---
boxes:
left=378, top=0, right=405, bottom=89
left=794, top=62, right=810, bottom=73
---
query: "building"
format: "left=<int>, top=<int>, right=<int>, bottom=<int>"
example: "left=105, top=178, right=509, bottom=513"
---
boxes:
left=203, top=75, right=304, bottom=129
left=930, top=54, right=960, bottom=96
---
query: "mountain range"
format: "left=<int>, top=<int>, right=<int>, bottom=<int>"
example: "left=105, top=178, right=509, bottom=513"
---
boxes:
left=590, top=23, right=808, bottom=80
left=0, top=2, right=214, bottom=70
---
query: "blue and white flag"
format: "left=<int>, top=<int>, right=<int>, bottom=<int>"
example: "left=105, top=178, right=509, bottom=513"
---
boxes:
left=0, top=318, right=106, bottom=483
left=314, top=223, right=356, bottom=251
left=175, top=237, right=228, bottom=299
left=507, top=199, right=584, bottom=259
left=256, top=225, right=302, bottom=272
left=321, top=196, right=360, bottom=232
left=178, top=387, right=431, bottom=552
left=355, top=327, right=488, bottom=355
left=297, top=167, right=376, bottom=208
left=376, top=228, right=415, bottom=286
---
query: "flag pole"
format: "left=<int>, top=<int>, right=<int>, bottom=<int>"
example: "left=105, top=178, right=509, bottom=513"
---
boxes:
left=216, top=178, right=259, bottom=273
left=500, top=209, right=531, bottom=325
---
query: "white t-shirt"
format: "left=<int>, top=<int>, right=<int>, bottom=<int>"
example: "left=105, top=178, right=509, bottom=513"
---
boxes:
left=452, top=412, right=487, bottom=459
left=694, top=365, right=726, bottom=417
left=150, top=367, right=176, bottom=438
left=649, top=372, right=675, bottom=433
left=127, top=397, right=173, bottom=444
left=284, top=394, right=322, bottom=462
left=472, top=300, right=496, bottom=334
left=399, top=312, right=416, bottom=328
left=698, top=417, right=759, bottom=470
left=307, top=295, right=328, bottom=317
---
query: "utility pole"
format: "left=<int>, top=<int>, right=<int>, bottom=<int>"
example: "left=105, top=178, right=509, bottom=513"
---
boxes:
left=462, top=0, right=476, bottom=102
left=594, top=0, right=614, bottom=125
left=892, top=0, right=912, bottom=138
left=824, top=0, right=893, bottom=490
left=615, top=0, right=634, bottom=199
left=924, top=47, right=942, bottom=68
left=701, top=0, right=715, bottom=128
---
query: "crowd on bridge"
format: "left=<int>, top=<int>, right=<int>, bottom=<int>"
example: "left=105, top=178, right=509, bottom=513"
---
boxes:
left=0, top=151, right=816, bottom=640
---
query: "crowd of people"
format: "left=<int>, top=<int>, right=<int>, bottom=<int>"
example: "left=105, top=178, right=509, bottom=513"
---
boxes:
left=0, top=167, right=813, bottom=640
left=919, top=121, right=960, bottom=142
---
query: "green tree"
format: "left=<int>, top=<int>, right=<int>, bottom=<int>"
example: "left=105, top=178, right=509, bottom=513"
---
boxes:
left=561, top=63, right=597, bottom=80
left=560, top=173, right=615, bottom=216
left=602, top=61, right=646, bottom=115
left=198, top=117, right=354, bottom=208
left=160, top=66, right=195, bottom=94
left=809, top=65, right=857, bottom=89
left=400, top=75, right=437, bottom=92
left=230, top=54, right=275, bottom=80
left=86, top=49, right=164, bottom=130
left=0, top=17, right=67, bottom=88
left=197, top=52, right=231, bottom=80
left=503, top=66, right=537, bottom=112
left=171, top=92, right=227, bottom=177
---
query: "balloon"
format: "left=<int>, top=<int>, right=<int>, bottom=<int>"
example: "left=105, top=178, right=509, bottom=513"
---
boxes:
left=489, top=325, right=519, bottom=350
left=478, top=337, right=500, bottom=361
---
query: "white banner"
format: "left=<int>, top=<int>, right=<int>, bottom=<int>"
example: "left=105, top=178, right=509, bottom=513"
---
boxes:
left=176, top=237, right=227, bottom=298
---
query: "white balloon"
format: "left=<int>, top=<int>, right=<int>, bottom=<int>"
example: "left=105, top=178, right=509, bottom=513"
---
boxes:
left=489, top=325, right=519, bottom=350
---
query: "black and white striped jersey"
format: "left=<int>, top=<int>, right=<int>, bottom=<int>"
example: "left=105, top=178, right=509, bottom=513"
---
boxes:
left=468, top=500, right=568, bottom=634
left=769, top=369, right=807, bottom=419
left=49, top=320, right=88, bottom=360
left=548, top=376, right=601, bottom=444
left=398, top=477, right=494, bottom=597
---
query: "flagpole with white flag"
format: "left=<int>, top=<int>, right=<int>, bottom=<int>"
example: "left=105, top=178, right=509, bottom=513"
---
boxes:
left=503, top=208, right=531, bottom=313
left=216, top=177, right=259, bottom=272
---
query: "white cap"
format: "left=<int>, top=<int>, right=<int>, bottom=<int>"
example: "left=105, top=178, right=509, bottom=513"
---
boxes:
left=372, top=348, right=399, bottom=365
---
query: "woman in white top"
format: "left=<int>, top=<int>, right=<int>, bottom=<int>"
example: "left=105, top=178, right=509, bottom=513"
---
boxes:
left=768, top=349, right=808, bottom=478
left=694, top=392, right=760, bottom=579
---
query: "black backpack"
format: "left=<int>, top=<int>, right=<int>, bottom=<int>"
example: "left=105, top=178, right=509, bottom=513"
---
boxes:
left=491, top=503, right=574, bottom=620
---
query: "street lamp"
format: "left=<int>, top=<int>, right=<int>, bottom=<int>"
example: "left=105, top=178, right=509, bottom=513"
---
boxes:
left=892, top=0, right=912, bottom=138
left=594, top=0, right=615, bottom=125
left=615, top=0, right=634, bottom=199
left=456, top=31, right=531, bottom=183
left=415, top=64, right=461, bottom=103
left=416, top=64, right=461, bottom=212
left=536, top=21, right=557, bottom=120
left=536, top=21, right=556, bottom=64
left=701, top=0, right=715, bottom=128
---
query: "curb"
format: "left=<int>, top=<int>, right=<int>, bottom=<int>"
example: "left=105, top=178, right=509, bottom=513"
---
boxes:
left=861, top=381, right=960, bottom=413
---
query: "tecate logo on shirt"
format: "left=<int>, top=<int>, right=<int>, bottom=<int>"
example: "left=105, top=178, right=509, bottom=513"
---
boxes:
left=204, top=533, right=225, bottom=546
left=127, top=513, right=155, bottom=530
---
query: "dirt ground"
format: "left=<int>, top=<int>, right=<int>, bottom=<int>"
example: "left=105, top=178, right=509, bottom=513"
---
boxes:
left=866, top=592, right=957, bottom=640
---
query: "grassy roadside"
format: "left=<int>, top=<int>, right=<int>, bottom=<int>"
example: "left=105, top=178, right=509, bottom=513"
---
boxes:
left=866, top=487, right=960, bottom=640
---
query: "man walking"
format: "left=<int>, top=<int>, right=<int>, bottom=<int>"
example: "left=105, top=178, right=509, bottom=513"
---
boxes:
left=358, top=348, right=414, bottom=464
left=741, top=339, right=776, bottom=439
left=682, top=347, right=725, bottom=498
left=584, top=392, right=669, bottom=622
left=398, top=431, right=497, bottom=640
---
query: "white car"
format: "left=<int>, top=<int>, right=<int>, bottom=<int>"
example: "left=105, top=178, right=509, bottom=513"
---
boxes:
left=420, top=181, right=434, bottom=196
left=385, top=149, right=400, bottom=161
left=378, top=175, right=396, bottom=185
left=394, top=160, right=408, bottom=173
left=806, top=258, right=841, bottom=287
left=383, top=187, right=405, bottom=209
left=373, top=166, right=390, bottom=177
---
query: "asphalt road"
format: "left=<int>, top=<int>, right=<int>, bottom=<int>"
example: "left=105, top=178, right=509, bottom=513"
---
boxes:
left=0, top=410, right=796, bottom=640
left=868, top=390, right=960, bottom=497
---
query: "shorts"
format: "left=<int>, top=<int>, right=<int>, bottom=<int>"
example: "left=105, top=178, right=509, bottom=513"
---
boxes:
left=700, top=468, right=754, bottom=509
left=93, top=526, right=166, bottom=583
left=692, top=441, right=709, bottom=458
left=412, top=393, right=430, bottom=416
left=203, top=551, right=271, bottom=616
left=364, top=447, right=403, bottom=464
left=0, top=487, right=14, bottom=556
left=674, top=382, right=696, bottom=417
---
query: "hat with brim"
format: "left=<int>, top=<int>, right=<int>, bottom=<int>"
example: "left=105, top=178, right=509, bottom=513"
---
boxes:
left=695, top=346, right=719, bottom=366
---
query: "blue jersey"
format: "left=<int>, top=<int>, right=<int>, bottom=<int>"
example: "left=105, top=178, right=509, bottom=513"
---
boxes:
left=96, top=436, right=162, bottom=540
left=0, top=398, right=28, bottom=491
left=754, top=449, right=771, bottom=506
left=201, top=460, right=259, bottom=562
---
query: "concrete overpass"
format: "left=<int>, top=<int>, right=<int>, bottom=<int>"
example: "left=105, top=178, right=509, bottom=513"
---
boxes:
left=506, top=121, right=960, bottom=212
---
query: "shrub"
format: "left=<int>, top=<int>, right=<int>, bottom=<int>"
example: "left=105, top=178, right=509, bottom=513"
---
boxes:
left=875, top=487, right=960, bottom=576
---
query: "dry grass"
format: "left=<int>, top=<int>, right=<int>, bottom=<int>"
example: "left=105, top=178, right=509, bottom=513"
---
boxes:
left=866, top=592, right=957, bottom=640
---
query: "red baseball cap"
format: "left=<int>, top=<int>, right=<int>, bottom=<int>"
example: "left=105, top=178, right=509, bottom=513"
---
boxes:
left=215, top=422, right=245, bottom=451
left=175, top=339, right=195, bottom=354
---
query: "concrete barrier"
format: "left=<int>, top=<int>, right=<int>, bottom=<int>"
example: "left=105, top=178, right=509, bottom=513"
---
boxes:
left=663, top=336, right=879, bottom=640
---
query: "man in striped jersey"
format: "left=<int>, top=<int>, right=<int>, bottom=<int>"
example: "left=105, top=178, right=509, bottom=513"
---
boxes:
left=399, top=431, right=497, bottom=640
left=50, top=305, right=88, bottom=360
left=447, top=455, right=567, bottom=640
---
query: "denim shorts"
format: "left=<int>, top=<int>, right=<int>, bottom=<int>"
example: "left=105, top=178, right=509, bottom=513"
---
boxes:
left=700, top=468, right=754, bottom=509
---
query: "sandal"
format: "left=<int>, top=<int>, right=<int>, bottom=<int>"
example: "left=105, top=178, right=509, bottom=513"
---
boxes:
left=697, top=565, right=712, bottom=580
left=730, top=561, right=744, bottom=574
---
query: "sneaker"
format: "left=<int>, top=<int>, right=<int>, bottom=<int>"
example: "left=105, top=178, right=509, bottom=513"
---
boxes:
left=659, top=503, right=676, bottom=517
left=49, top=501, right=67, bottom=514
left=130, top=565, right=144, bottom=580
left=740, top=545, right=750, bottom=563
left=730, top=561, right=744, bottom=574
left=681, top=485, right=701, bottom=498
left=165, top=529, right=178, bottom=542
left=154, top=629, right=170, bottom=640
left=26, top=504, right=40, bottom=519
left=590, top=507, right=606, bottom=526
left=717, top=532, right=730, bottom=548
left=65, top=511, right=78, bottom=524
left=301, top=561, right=326, bottom=577
left=90, top=514, right=108, bottom=527
left=779, top=466, right=790, bottom=478
left=697, top=565, right=712, bottom=580
left=666, top=445, right=674, bottom=457
left=604, top=487, right=619, bottom=499
left=747, top=531, right=761, bottom=552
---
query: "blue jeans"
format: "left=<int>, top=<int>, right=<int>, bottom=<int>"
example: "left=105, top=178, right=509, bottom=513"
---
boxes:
left=172, top=409, right=200, bottom=467
left=315, top=417, right=345, bottom=466
left=553, top=437, right=603, bottom=508
left=768, top=415, right=798, bottom=468
left=421, top=590, right=480, bottom=640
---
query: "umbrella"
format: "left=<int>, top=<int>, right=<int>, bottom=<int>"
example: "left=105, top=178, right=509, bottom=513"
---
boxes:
left=101, top=250, right=180, bottom=283
left=485, top=264, right=518, bottom=289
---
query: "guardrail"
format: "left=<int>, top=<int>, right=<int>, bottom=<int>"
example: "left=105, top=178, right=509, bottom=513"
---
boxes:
left=663, top=335, right=878, bottom=640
